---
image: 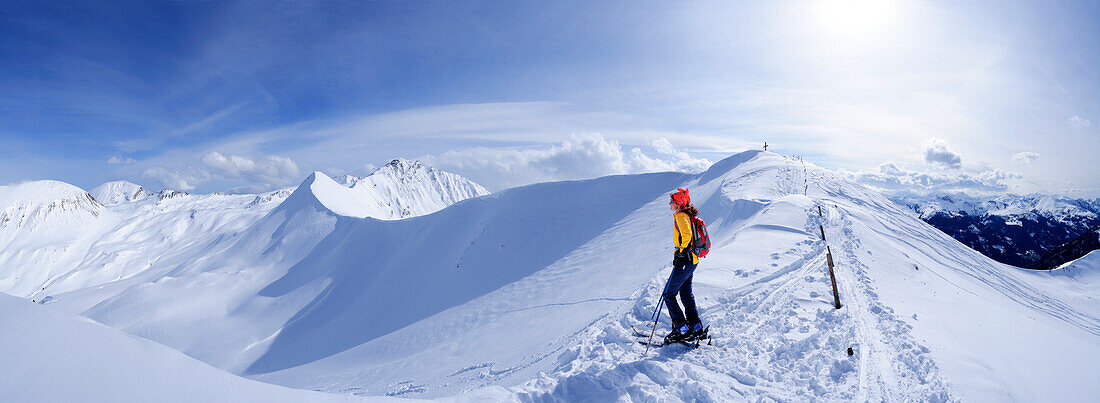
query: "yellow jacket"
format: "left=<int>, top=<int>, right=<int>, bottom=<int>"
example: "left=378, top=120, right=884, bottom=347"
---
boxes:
left=674, top=211, right=699, bottom=265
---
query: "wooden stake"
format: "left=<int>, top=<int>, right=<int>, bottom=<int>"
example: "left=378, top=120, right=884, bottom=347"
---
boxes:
left=826, top=246, right=842, bottom=309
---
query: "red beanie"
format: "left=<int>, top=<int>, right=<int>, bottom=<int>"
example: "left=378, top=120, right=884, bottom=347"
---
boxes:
left=671, top=188, right=690, bottom=207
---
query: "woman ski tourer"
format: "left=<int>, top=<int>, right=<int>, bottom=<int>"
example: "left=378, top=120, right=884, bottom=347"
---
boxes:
left=664, top=188, right=705, bottom=344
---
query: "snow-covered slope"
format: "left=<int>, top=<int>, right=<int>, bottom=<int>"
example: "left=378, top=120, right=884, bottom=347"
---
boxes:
left=89, top=180, right=150, bottom=205
left=1043, top=250, right=1100, bottom=303
left=0, top=293, right=383, bottom=402
left=17, top=151, right=1098, bottom=400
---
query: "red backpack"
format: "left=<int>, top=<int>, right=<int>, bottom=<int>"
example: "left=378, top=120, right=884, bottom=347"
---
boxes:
left=677, top=212, right=711, bottom=258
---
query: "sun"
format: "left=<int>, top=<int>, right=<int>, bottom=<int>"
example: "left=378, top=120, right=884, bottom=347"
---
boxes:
left=814, top=0, right=897, bottom=38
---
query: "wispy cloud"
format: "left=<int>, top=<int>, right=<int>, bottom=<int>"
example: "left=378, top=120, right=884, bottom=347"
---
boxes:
left=1067, top=115, right=1092, bottom=128
left=114, top=103, right=252, bottom=153
left=1011, top=151, right=1039, bottom=164
left=107, top=156, right=137, bottom=165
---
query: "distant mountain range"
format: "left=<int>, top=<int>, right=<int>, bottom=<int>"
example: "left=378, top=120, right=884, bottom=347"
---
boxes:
left=0, top=159, right=489, bottom=298
left=890, top=192, right=1100, bottom=268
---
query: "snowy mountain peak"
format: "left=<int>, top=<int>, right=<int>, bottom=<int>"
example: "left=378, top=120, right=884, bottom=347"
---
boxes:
left=373, top=158, right=454, bottom=182
left=0, top=180, right=93, bottom=205
left=0, top=180, right=102, bottom=241
left=358, top=159, right=491, bottom=217
left=90, top=180, right=150, bottom=205
left=0, top=180, right=102, bottom=229
left=278, top=162, right=491, bottom=220
left=381, top=158, right=423, bottom=173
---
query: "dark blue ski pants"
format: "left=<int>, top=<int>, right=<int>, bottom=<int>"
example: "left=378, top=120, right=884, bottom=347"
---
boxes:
left=663, top=260, right=700, bottom=328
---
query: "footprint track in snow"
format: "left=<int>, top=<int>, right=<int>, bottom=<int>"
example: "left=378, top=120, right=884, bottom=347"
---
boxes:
left=516, top=205, right=954, bottom=402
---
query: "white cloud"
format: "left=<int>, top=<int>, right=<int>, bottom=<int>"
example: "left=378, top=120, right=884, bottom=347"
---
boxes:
left=1068, top=115, right=1092, bottom=128
left=107, top=156, right=138, bottom=165
left=199, top=152, right=299, bottom=186
left=142, top=152, right=300, bottom=192
left=1011, top=152, right=1039, bottom=164
left=422, top=133, right=711, bottom=190
left=651, top=138, right=678, bottom=155
left=922, top=138, right=962, bottom=169
left=650, top=138, right=712, bottom=172
left=878, top=162, right=906, bottom=177
left=846, top=162, right=1021, bottom=194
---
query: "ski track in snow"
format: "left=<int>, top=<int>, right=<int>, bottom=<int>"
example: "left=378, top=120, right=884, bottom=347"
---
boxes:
left=829, top=207, right=950, bottom=402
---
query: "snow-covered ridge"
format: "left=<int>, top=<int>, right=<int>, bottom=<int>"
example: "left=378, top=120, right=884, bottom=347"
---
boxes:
left=281, top=171, right=373, bottom=218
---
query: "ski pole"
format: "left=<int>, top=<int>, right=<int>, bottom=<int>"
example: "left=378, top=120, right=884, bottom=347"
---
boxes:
left=644, top=263, right=675, bottom=356
left=648, top=262, right=676, bottom=323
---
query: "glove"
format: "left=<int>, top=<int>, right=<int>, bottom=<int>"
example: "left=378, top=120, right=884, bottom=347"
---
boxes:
left=673, top=248, right=691, bottom=263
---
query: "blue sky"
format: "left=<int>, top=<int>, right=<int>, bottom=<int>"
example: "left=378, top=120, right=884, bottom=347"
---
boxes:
left=1, top=0, right=1097, bottom=195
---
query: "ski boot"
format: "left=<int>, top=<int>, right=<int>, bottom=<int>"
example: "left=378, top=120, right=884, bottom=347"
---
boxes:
left=664, top=323, right=692, bottom=344
left=687, top=322, right=709, bottom=342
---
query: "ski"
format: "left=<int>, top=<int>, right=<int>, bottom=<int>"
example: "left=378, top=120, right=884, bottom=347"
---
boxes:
left=637, top=338, right=700, bottom=349
left=634, top=325, right=713, bottom=348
